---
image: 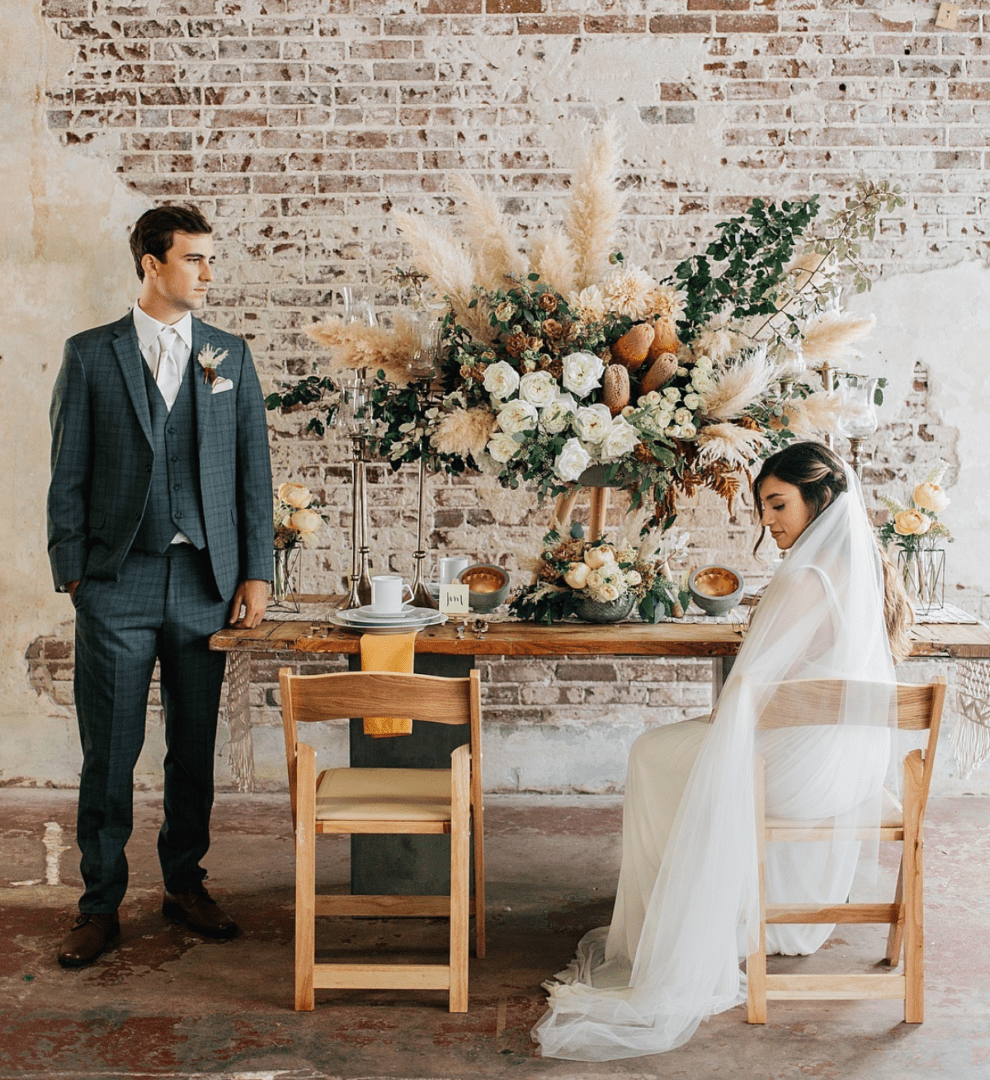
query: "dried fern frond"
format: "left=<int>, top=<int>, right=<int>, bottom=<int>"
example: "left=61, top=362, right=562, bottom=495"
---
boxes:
left=698, top=348, right=776, bottom=421
left=450, top=174, right=528, bottom=291
left=393, top=209, right=492, bottom=343
left=695, top=422, right=771, bottom=471
left=432, top=406, right=497, bottom=460
left=776, top=390, right=846, bottom=437
left=530, top=227, right=578, bottom=296
left=799, top=312, right=874, bottom=363
left=565, top=119, right=625, bottom=291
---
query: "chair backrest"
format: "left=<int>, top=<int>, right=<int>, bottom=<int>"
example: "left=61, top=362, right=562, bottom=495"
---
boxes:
left=278, top=668, right=483, bottom=816
left=757, top=676, right=946, bottom=817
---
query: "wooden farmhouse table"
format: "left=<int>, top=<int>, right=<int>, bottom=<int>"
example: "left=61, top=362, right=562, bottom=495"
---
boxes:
left=211, top=603, right=990, bottom=894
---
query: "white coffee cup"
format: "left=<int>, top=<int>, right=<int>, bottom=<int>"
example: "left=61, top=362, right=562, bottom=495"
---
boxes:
left=439, top=556, right=471, bottom=585
left=370, top=574, right=413, bottom=613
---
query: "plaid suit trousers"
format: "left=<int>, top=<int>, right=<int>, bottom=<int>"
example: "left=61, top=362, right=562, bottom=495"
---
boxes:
left=72, top=547, right=228, bottom=912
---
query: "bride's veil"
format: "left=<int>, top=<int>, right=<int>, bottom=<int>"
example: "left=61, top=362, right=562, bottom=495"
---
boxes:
left=533, top=462, right=898, bottom=1061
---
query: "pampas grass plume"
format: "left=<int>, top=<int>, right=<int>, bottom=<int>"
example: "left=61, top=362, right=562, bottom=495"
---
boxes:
left=432, top=406, right=497, bottom=460
left=450, top=174, right=528, bottom=290
left=565, top=118, right=625, bottom=290
left=777, top=390, right=846, bottom=437
left=799, top=312, right=875, bottom=363
left=531, top=228, right=578, bottom=296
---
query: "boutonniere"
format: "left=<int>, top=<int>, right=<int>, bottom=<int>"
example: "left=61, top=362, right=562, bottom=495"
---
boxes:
left=197, top=343, right=229, bottom=386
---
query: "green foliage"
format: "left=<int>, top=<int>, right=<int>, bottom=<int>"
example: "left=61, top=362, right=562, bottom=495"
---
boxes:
left=265, top=374, right=342, bottom=438
left=672, top=197, right=821, bottom=335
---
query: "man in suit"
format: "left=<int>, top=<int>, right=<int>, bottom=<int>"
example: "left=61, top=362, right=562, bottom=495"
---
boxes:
left=48, top=205, right=273, bottom=968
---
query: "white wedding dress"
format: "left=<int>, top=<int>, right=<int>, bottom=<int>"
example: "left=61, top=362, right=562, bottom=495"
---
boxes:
left=534, top=465, right=897, bottom=1061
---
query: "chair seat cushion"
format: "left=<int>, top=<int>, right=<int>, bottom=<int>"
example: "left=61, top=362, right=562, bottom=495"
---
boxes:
left=765, top=786, right=903, bottom=831
left=315, top=767, right=452, bottom=822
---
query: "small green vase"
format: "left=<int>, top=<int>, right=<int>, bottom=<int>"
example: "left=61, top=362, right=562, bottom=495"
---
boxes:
left=573, top=593, right=635, bottom=624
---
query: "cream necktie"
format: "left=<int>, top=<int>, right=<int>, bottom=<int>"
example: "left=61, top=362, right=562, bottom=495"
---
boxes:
left=154, top=326, right=181, bottom=410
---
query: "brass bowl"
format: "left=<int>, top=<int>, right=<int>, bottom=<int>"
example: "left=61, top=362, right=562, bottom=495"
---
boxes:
left=688, top=565, right=745, bottom=616
left=456, top=564, right=510, bottom=613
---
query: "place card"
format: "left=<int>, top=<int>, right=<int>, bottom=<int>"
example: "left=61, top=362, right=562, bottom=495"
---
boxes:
left=439, top=584, right=470, bottom=614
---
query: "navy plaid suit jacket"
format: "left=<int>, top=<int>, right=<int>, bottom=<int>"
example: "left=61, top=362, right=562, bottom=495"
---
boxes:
left=48, top=312, right=273, bottom=601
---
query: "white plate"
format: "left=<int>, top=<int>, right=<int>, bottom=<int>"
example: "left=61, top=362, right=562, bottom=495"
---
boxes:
left=328, top=611, right=447, bottom=635
left=355, top=602, right=415, bottom=616
left=341, top=606, right=425, bottom=624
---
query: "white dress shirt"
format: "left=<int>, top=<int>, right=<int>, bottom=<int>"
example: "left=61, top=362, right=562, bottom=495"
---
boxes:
left=132, top=303, right=194, bottom=545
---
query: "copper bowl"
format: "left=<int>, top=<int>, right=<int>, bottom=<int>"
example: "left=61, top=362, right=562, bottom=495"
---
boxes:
left=456, top=564, right=510, bottom=613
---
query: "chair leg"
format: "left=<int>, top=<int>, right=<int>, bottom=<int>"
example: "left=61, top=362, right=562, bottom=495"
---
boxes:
left=472, top=802, right=486, bottom=960
left=885, top=859, right=905, bottom=967
left=747, top=756, right=768, bottom=1025
left=295, top=744, right=317, bottom=1012
left=902, top=750, right=925, bottom=1023
left=449, top=747, right=470, bottom=1013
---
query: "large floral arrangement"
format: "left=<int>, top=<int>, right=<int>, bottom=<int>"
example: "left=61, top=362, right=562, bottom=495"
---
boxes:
left=878, top=464, right=953, bottom=556
left=305, top=123, right=901, bottom=532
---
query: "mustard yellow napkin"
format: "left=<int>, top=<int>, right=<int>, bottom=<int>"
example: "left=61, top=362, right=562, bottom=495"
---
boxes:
left=359, top=630, right=418, bottom=737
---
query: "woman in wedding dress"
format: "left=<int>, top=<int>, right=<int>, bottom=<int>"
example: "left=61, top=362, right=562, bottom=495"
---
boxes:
left=534, top=441, right=913, bottom=1061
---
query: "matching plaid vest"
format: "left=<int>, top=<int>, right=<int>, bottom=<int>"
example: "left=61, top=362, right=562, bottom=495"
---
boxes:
left=131, top=364, right=207, bottom=554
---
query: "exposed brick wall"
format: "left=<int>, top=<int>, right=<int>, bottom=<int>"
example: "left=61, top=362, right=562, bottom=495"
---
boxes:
left=32, top=0, right=984, bottom=790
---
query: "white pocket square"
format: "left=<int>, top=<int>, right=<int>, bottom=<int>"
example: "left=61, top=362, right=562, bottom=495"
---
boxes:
left=211, top=378, right=234, bottom=394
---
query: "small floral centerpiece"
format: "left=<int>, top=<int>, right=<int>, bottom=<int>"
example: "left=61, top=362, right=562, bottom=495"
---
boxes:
left=304, top=123, right=901, bottom=536
left=509, top=525, right=692, bottom=625
left=878, top=464, right=952, bottom=611
left=272, top=481, right=329, bottom=607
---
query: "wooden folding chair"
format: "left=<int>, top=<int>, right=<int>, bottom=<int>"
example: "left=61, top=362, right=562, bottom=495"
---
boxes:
left=747, top=677, right=946, bottom=1024
left=279, top=667, right=486, bottom=1012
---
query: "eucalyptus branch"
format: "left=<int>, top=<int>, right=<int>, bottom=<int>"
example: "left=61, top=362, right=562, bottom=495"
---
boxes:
left=749, top=177, right=904, bottom=342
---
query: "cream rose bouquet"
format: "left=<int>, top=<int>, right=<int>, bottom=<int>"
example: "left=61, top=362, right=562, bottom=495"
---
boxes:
left=878, top=463, right=953, bottom=556
left=508, top=524, right=691, bottom=625
left=273, top=481, right=329, bottom=550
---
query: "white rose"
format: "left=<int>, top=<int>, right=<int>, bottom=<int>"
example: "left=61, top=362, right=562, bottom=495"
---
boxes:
left=674, top=407, right=693, bottom=426
left=574, top=403, right=613, bottom=444
left=483, top=360, right=521, bottom=400
left=683, top=393, right=701, bottom=410
left=694, top=354, right=714, bottom=372
left=540, top=392, right=577, bottom=434
left=601, top=415, right=641, bottom=462
left=691, top=371, right=714, bottom=392
left=584, top=545, right=616, bottom=570
left=519, top=370, right=559, bottom=407
left=562, top=351, right=606, bottom=398
left=644, top=391, right=662, bottom=406
left=497, top=398, right=539, bottom=435
left=554, top=437, right=592, bottom=482
left=621, top=405, right=635, bottom=418
left=585, top=568, right=621, bottom=603
left=677, top=422, right=697, bottom=439
left=664, top=386, right=681, bottom=401
left=625, top=569, right=642, bottom=586
left=486, top=431, right=520, bottom=464
left=563, top=561, right=591, bottom=589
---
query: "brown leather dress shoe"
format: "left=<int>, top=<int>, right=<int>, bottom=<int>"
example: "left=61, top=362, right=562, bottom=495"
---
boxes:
left=57, top=912, right=120, bottom=968
left=162, top=882, right=239, bottom=939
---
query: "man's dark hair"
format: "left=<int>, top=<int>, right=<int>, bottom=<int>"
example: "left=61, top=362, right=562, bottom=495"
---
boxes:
left=129, top=205, right=213, bottom=281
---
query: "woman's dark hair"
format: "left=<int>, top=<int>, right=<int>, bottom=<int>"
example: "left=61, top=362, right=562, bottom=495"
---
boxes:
left=752, top=440, right=848, bottom=552
left=129, top=205, right=213, bottom=282
left=753, top=440, right=914, bottom=662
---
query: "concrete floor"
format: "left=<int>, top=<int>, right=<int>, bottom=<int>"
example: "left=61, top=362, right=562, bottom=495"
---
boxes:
left=2, top=789, right=988, bottom=1080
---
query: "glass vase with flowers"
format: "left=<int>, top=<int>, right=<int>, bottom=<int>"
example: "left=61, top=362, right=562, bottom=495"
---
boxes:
left=878, top=464, right=952, bottom=613
left=272, top=481, right=329, bottom=610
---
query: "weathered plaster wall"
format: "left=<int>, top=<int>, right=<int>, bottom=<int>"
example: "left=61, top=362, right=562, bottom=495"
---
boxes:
left=2, top=0, right=989, bottom=796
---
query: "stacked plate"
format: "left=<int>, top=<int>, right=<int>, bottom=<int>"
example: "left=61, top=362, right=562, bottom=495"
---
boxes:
left=329, top=603, right=447, bottom=635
